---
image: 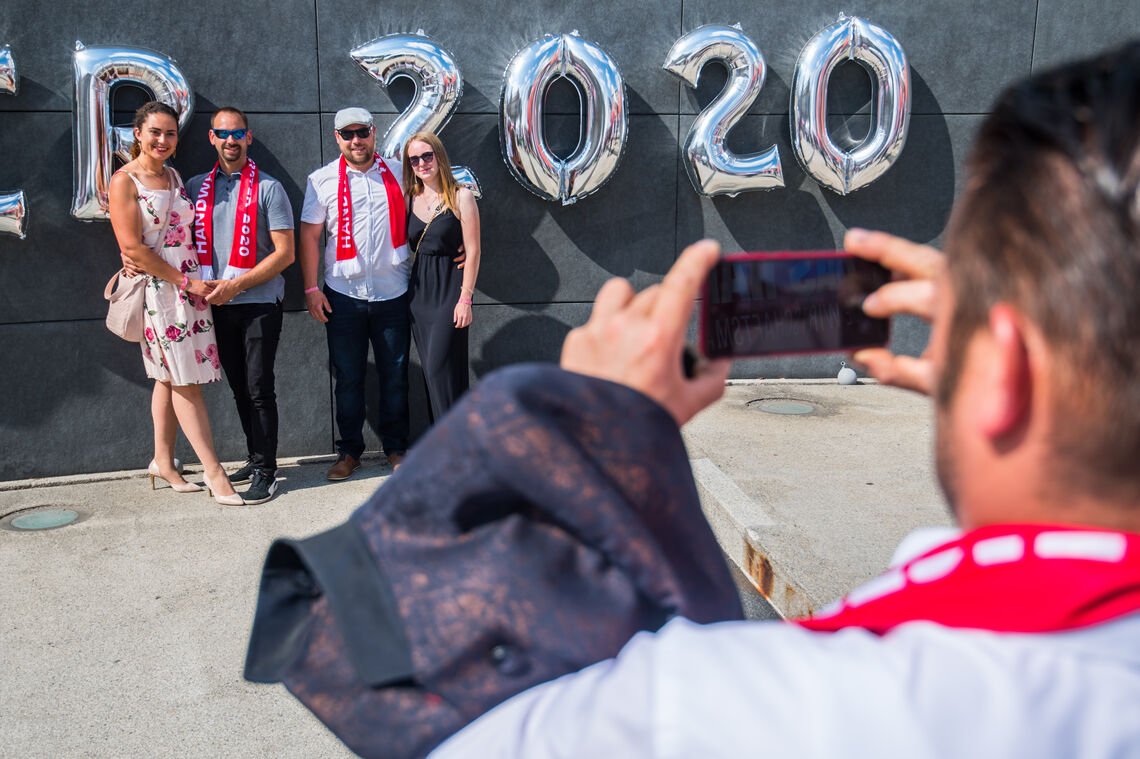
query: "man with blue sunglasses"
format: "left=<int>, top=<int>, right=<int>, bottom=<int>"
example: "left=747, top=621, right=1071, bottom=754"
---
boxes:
left=187, top=106, right=295, bottom=504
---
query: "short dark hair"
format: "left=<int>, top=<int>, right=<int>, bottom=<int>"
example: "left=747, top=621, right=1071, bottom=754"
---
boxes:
left=130, top=101, right=179, bottom=159
left=942, top=40, right=1140, bottom=497
left=212, top=106, right=249, bottom=129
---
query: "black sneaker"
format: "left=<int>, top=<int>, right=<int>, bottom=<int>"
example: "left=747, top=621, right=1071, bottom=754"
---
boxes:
left=243, top=470, right=279, bottom=504
left=228, top=460, right=255, bottom=485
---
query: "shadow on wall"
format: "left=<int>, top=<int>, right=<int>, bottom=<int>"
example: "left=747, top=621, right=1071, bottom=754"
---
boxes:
left=820, top=69, right=955, bottom=243
left=550, top=87, right=679, bottom=282
left=471, top=311, right=571, bottom=377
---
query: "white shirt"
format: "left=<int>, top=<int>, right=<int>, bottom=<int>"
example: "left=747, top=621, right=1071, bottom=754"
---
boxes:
left=300, top=155, right=409, bottom=302
left=430, top=532, right=1140, bottom=759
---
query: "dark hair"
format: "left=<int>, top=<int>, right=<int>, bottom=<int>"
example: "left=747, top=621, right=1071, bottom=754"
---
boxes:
left=130, top=101, right=179, bottom=159
left=212, top=106, right=249, bottom=129
left=942, top=40, right=1140, bottom=497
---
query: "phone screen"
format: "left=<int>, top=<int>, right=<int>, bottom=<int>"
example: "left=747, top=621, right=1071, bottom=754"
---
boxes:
left=700, top=251, right=890, bottom=359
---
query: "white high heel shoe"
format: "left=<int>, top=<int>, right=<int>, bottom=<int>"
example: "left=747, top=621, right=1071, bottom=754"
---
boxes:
left=148, top=460, right=204, bottom=493
left=204, top=471, right=244, bottom=506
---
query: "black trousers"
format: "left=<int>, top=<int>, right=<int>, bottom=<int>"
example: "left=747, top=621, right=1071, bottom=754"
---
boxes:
left=213, top=301, right=284, bottom=473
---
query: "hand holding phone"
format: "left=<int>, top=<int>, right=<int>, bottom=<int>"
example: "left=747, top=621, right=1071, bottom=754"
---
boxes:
left=699, top=251, right=891, bottom=359
left=562, top=240, right=731, bottom=425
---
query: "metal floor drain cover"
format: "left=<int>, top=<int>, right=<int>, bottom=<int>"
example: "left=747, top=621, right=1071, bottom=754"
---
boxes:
left=748, top=399, right=818, bottom=415
left=2, top=507, right=82, bottom=531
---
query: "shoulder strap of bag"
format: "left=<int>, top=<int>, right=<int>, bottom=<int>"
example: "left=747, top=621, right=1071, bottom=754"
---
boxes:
left=148, top=167, right=177, bottom=257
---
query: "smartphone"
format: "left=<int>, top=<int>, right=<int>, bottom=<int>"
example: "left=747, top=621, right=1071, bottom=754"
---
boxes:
left=699, top=251, right=890, bottom=359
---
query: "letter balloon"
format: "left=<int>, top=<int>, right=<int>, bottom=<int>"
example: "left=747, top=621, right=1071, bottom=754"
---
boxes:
left=789, top=15, right=910, bottom=195
left=1, top=45, right=26, bottom=239
left=663, top=25, right=783, bottom=197
left=350, top=32, right=481, bottom=197
left=500, top=32, right=627, bottom=205
left=71, top=41, right=194, bottom=220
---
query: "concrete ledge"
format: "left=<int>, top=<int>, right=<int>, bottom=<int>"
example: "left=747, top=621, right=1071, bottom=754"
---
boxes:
left=685, top=381, right=950, bottom=619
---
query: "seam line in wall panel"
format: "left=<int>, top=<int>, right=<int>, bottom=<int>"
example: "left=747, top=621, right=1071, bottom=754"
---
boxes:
left=1029, top=0, right=1041, bottom=73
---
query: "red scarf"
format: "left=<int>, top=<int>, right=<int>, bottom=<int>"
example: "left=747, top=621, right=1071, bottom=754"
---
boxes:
left=194, top=159, right=259, bottom=277
left=336, top=153, right=406, bottom=261
left=799, top=523, right=1140, bottom=635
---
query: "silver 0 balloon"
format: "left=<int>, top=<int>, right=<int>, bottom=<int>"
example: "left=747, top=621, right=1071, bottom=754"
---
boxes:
left=500, top=32, right=628, bottom=205
left=71, top=41, right=194, bottom=221
left=789, top=15, right=910, bottom=195
left=1, top=46, right=26, bottom=239
left=350, top=33, right=481, bottom=198
left=663, top=25, right=783, bottom=197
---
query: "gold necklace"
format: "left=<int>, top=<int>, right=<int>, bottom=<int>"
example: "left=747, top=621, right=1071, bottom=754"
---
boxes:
left=421, top=187, right=443, bottom=211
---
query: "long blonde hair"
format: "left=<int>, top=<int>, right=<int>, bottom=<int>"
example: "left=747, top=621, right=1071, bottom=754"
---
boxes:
left=403, top=131, right=460, bottom=215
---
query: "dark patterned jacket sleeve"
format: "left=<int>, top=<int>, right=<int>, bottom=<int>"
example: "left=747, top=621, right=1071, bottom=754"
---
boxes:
left=244, top=364, right=743, bottom=759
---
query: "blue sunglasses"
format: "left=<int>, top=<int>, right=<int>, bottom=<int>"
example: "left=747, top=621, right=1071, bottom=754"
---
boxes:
left=211, top=128, right=248, bottom=140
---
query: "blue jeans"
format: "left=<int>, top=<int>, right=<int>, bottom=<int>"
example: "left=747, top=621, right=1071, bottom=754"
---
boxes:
left=324, top=286, right=410, bottom=458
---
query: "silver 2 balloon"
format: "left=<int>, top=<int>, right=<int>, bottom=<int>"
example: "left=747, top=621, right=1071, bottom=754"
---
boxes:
left=350, top=32, right=481, bottom=198
left=663, top=25, right=784, bottom=197
left=500, top=32, right=628, bottom=205
left=0, top=45, right=26, bottom=238
left=71, top=41, right=194, bottom=221
left=790, top=15, right=910, bottom=195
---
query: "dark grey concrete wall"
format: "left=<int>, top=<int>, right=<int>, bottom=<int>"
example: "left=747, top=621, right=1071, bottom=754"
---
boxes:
left=0, top=1, right=1135, bottom=479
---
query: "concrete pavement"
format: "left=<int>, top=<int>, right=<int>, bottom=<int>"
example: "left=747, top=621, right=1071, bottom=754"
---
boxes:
left=0, top=378, right=950, bottom=758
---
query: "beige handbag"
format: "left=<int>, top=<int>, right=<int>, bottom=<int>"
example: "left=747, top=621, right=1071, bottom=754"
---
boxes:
left=104, top=270, right=149, bottom=342
left=104, top=170, right=176, bottom=343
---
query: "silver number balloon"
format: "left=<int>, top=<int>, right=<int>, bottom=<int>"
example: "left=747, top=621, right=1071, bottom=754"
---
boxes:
left=500, top=32, right=628, bottom=205
left=350, top=32, right=481, bottom=198
left=71, top=41, right=194, bottom=221
left=790, top=15, right=910, bottom=195
left=0, top=45, right=16, bottom=94
left=0, top=45, right=26, bottom=239
left=663, top=25, right=783, bottom=197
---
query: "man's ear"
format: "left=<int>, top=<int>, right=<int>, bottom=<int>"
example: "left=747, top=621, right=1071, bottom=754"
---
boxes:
left=977, top=303, right=1032, bottom=440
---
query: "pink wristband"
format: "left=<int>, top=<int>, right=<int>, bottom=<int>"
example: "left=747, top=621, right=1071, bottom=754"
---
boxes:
left=180, top=274, right=190, bottom=291
left=459, top=298, right=472, bottom=305
left=304, top=286, right=320, bottom=294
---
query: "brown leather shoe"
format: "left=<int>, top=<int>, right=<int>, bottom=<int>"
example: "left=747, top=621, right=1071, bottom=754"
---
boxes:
left=326, top=454, right=361, bottom=481
left=386, top=451, right=406, bottom=470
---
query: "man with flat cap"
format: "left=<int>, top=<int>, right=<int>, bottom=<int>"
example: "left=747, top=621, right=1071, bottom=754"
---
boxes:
left=299, top=107, right=410, bottom=478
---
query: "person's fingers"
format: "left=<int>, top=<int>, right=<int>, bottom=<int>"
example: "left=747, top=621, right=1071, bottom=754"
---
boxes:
left=653, top=240, right=721, bottom=333
left=845, top=228, right=943, bottom=280
left=862, top=279, right=937, bottom=320
left=589, top=277, right=637, bottom=322
left=852, top=349, right=936, bottom=396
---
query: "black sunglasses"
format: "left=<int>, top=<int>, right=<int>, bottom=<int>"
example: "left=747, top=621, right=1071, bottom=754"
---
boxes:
left=337, top=126, right=373, bottom=140
left=212, top=128, right=248, bottom=140
left=408, top=150, right=435, bottom=167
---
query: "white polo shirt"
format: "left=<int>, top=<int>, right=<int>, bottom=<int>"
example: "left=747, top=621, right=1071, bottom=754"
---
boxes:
left=301, top=155, right=409, bottom=302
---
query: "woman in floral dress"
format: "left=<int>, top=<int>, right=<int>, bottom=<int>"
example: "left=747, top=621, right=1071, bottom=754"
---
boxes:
left=108, top=101, right=241, bottom=505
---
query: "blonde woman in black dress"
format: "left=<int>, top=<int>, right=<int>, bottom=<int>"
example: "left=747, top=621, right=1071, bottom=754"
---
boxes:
left=403, top=131, right=481, bottom=423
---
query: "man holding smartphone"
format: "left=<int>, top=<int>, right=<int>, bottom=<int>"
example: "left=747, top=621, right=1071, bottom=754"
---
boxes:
left=247, top=42, right=1140, bottom=758
left=430, top=41, right=1140, bottom=755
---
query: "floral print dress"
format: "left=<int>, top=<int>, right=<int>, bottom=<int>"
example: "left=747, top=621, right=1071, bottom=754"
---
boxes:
left=122, top=169, right=220, bottom=385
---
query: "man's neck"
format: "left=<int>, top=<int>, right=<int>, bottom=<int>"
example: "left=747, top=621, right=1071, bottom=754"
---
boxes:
left=219, top=156, right=248, bottom=176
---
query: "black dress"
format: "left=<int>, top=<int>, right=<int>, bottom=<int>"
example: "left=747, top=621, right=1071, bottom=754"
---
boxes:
left=407, top=205, right=469, bottom=423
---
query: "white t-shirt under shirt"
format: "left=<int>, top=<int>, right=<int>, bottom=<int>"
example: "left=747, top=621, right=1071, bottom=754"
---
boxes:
left=300, top=155, right=408, bottom=303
